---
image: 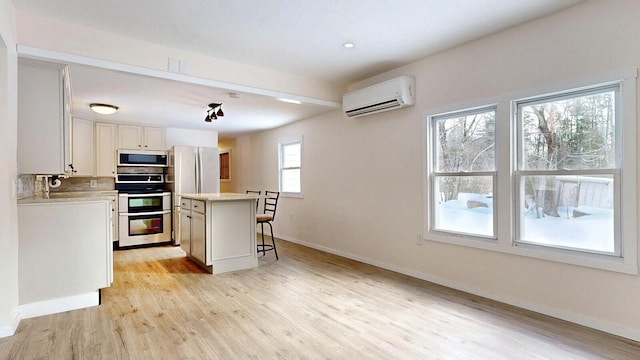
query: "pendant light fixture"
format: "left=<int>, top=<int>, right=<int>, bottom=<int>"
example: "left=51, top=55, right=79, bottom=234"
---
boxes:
left=205, top=103, right=224, bottom=122
left=89, top=103, right=119, bottom=115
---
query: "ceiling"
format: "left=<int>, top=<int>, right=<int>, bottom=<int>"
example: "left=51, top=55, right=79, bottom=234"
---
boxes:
left=12, top=0, right=583, bottom=138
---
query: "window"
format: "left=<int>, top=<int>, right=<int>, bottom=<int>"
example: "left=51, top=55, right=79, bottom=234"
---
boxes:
left=279, top=137, right=302, bottom=196
left=430, top=107, right=496, bottom=238
left=424, top=70, right=637, bottom=273
left=219, top=150, right=230, bottom=182
left=515, top=85, right=620, bottom=255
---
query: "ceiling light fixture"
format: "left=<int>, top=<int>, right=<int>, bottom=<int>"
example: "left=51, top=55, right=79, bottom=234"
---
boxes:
left=205, top=103, right=224, bottom=122
left=89, top=103, right=119, bottom=115
left=343, top=42, right=355, bottom=49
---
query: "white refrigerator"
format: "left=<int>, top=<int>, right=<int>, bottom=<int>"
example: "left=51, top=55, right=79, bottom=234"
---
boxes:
left=167, top=145, right=220, bottom=245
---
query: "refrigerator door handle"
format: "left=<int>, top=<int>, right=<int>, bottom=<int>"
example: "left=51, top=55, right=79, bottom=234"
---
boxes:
left=196, top=147, right=202, bottom=193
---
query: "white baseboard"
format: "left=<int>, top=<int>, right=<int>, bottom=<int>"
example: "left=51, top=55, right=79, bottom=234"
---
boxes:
left=19, top=292, right=100, bottom=320
left=277, top=234, right=640, bottom=343
left=0, top=312, right=21, bottom=338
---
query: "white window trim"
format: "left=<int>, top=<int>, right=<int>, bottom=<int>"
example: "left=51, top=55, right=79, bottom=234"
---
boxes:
left=422, top=68, right=637, bottom=274
left=428, top=105, right=498, bottom=239
left=278, top=135, right=303, bottom=198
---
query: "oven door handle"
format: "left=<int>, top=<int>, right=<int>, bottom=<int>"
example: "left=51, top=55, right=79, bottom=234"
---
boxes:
left=119, top=193, right=167, bottom=198
left=120, top=210, right=172, bottom=216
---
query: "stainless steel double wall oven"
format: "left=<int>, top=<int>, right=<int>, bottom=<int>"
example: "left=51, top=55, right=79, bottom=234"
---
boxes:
left=115, top=155, right=171, bottom=248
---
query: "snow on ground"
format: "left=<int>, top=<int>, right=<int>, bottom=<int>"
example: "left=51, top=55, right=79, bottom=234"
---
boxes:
left=435, top=194, right=614, bottom=253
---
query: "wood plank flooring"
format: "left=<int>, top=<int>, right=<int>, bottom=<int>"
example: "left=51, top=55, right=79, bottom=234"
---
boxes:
left=1, top=239, right=639, bottom=359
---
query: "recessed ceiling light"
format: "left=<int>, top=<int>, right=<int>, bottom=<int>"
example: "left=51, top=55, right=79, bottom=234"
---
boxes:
left=343, top=42, right=355, bottom=49
left=89, top=103, right=119, bottom=115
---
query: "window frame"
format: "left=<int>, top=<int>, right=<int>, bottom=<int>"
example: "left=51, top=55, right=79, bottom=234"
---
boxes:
left=278, top=136, right=303, bottom=198
left=428, top=105, right=498, bottom=240
left=219, top=149, right=231, bottom=182
left=422, top=69, right=637, bottom=274
left=513, top=83, right=621, bottom=257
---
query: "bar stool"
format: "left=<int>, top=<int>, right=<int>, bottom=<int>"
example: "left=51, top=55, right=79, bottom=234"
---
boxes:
left=245, top=190, right=261, bottom=212
left=256, top=191, right=280, bottom=259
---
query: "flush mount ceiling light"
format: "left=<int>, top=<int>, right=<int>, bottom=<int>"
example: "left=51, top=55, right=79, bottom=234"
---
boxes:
left=343, top=42, right=355, bottom=49
left=89, top=103, right=119, bottom=115
left=204, top=103, right=224, bottom=122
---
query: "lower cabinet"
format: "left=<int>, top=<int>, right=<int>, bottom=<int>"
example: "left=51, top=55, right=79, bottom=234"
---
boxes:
left=180, top=199, right=207, bottom=265
left=18, top=200, right=113, bottom=318
left=190, top=211, right=206, bottom=264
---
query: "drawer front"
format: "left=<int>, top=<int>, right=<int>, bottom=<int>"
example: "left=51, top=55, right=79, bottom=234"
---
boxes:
left=180, top=198, right=192, bottom=210
left=191, top=199, right=206, bottom=214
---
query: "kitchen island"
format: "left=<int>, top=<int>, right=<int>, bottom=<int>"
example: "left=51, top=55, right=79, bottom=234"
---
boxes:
left=179, top=193, right=260, bottom=274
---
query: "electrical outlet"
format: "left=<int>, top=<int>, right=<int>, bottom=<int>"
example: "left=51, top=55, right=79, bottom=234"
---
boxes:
left=90, top=179, right=98, bottom=188
left=416, top=233, right=424, bottom=245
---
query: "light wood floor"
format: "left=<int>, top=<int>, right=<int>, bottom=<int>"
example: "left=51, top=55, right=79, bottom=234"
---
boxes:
left=1, top=240, right=639, bottom=359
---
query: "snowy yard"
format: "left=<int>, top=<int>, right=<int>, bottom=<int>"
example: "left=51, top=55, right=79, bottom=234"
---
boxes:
left=435, top=193, right=614, bottom=253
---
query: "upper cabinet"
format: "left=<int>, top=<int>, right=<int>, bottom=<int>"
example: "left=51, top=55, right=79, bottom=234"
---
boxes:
left=95, top=122, right=117, bottom=177
left=118, top=125, right=165, bottom=151
left=143, top=126, right=166, bottom=150
left=71, top=118, right=94, bottom=176
left=18, top=59, right=72, bottom=175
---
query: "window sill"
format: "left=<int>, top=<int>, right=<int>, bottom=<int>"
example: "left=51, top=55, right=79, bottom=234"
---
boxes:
left=425, top=232, right=638, bottom=275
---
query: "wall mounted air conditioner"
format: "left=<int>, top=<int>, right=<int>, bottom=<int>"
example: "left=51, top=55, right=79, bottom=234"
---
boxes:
left=343, top=75, right=415, bottom=118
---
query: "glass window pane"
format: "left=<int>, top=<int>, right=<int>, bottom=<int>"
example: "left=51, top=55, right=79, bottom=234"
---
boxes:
left=435, top=110, right=495, bottom=172
left=282, top=168, right=300, bottom=193
left=519, top=175, right=614, bottom=253
left=433, top=175, right=494, bottom=237
left=520, top=90, right=616, bottom=171
left=283, top=143, right=301, bottom=168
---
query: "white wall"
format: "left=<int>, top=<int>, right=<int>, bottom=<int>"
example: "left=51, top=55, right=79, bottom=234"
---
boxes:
left=0, top=0, right=20, bottom=338
left=165, top=127, right=218, bottom=148
left=235, top=0, right=640, bottom=341
left=14, top=12, right=344, bottom=103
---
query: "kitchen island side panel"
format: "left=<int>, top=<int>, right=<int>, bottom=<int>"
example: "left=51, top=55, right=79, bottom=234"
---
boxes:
left=209, top=200, right=257, bottom=273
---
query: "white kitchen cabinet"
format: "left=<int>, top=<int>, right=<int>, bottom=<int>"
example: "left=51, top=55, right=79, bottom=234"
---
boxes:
left=190, top=209, right=206, bottom=264
left=179, top=202, right=191, bottom=254
left=95, top=122, right=117, bottom=176
left=18, top=199, right=112, bottom=318
left=71, top=118, right=94, bottom=176
left=118, top=125, right=165, bottom=150
left=180, top=198, right=207, bottom=265
left=144, top=126, right=166, bottom=150
left=18, top=59, right=72, bottom=175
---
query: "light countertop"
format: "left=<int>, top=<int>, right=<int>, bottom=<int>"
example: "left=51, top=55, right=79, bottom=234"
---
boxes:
left=18, top=190, right=118, bottom=204
left=180, top=193, right=261, bottom=201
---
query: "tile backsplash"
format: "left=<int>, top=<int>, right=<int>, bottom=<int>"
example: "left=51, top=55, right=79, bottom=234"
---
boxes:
left=49, top=177, right=115, bottom=192
left=16, top=175, right=116, bottom=199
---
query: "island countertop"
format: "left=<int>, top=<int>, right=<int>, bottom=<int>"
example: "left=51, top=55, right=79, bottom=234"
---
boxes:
left=180, top=193, right=261, bottom=201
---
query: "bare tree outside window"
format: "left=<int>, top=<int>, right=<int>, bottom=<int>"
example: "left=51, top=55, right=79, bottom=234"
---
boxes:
left=517, top=86, right=618, bottom=253
left=431, top=108, right=496, bottom=237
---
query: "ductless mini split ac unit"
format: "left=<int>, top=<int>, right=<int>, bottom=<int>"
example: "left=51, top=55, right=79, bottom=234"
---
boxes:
left=342, top=75, right=415, bottom=118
